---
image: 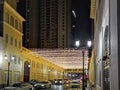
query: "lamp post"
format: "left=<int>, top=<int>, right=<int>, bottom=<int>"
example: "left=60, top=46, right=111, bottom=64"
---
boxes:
left=4, top=55, right=15, bottom=86
left=82, top=50, right=85, bottom=90
left=75, top=40, right=92, bottom=90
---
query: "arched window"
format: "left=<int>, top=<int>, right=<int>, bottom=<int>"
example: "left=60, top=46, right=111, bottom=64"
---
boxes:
left=10, top=16, right=14, bottom=26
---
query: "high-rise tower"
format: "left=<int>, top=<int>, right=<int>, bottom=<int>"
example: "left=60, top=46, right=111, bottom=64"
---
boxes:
left=17, top=0, right=72, bottom=48
left=17, top=0, right=40, bottom=48
left=39, top=0, right=72, bottom=48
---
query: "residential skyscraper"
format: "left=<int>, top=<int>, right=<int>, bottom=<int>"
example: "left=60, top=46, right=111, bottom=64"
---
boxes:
left=17, top=0, right=72, bottom=48
left=40, top=0, right=72, bottom=48
left=17, top=0, right=40, bottom=48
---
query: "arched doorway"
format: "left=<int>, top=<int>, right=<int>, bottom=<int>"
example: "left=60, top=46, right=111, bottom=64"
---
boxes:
left=24, top=61, right=30, bottom=82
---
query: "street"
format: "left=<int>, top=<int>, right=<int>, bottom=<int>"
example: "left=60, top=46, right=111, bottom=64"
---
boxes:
left=34, top=85, right=82, bottom=90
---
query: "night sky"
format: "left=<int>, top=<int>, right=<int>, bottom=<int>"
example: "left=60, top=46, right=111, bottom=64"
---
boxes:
left=72, top=0, right=91, bottom=46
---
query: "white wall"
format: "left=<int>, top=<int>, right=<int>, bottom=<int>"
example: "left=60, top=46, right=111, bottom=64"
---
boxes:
left=95, top=0, right=109, bottom=90
left=110, top=0, right=119, bottom=89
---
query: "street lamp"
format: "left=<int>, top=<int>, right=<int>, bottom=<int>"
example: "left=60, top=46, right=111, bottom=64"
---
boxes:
left=75, top=40, right=80, bottom=48
left=75, top=40, right=92, bottom=90
left=4, top=55, right=15, bottom=86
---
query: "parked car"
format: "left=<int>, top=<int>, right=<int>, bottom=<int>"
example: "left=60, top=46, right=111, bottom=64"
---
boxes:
left=29, top=79, right=40, bottom=86
left=3, top=87, right=17, bottom=90
left=53, top=79, right=64, bottom=85
left=63, top=79, right=70, bottom=84
left=10, top=82, right=23, bottom=87
left=3, top=82, right=33, bottom=90
left=34, top=81, right=51, bottom=89
left=48, top=80, right=54, bottom=84
left=19, top=82, right=33, bottom=90
left=70, top=80, right=81, bottom=88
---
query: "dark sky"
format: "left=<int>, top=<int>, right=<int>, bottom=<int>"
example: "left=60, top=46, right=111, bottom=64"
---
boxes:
left=72, top=0, right=91, bottom=46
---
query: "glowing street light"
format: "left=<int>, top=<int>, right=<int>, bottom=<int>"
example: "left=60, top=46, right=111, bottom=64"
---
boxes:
left=87, top=41, right=92, bottom=47
left=75, top=40, right=92, bottom=90
left=75, top=40, right=80, bottom=48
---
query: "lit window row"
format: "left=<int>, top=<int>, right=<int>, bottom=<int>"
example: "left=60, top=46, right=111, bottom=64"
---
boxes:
left=31, top=61, right=40, bottom=68
left=5, top=34, right=21, bottom=48
left=5, top=12, right=22, bottom=32
left=13, top=56, right=21, bottom=65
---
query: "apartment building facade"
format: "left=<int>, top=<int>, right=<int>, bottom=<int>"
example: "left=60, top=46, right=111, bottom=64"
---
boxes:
left=90, top=0, right=120, bottom=90
left=17, top=0, right=72, bottom=48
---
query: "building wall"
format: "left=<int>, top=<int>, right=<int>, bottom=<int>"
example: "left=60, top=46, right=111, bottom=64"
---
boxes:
left=0, top=1, right=68, bottom=87
left=21, top=47, right=64, bottom=81
left=0, top=1, right=24, bottom=85
left=93, top=0, right=109, bottom=90
left=0, top=37, right=3, bottom=86
left=109, top=0, right=119, bottom=89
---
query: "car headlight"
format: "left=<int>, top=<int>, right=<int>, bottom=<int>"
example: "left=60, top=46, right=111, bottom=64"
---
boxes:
left=34, top=84, right=38, bottom=87
left=41, top=84, right=44, bottom=87
left=59, top=81, right=62, bottom=83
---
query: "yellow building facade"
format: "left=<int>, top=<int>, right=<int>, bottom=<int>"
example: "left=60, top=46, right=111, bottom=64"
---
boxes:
left=0, top=1, right=64, bottom=87
left=1, top=1, right=24, bottom=85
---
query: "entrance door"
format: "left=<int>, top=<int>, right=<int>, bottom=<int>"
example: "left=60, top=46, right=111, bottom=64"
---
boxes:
left=24, top=61, right=30, bottom=82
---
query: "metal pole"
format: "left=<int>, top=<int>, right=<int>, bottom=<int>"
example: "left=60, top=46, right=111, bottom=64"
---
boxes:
left=7, top=62, right=10, bottom=86
left=82, top=51, right=85, bottom=90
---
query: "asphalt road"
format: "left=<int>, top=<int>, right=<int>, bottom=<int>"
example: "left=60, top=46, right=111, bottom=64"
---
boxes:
left=35, top=85, right=81, bottom=90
